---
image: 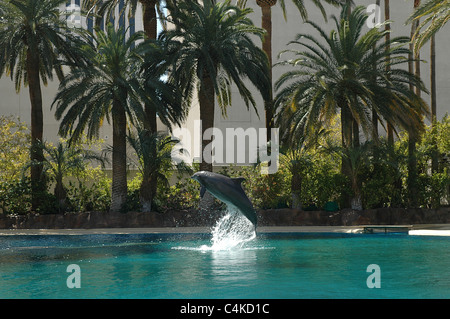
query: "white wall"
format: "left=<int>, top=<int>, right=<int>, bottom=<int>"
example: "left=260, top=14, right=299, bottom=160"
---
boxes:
left=1, top=0, right=449, bottom=168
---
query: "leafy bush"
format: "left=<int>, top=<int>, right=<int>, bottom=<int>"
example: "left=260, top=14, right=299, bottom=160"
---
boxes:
left=122, top=173, right=142, bottom=213
left=155, top=174, right=200, bottom=212
left=0, top=178, right=31, bottom=215
left=215, top=165, right=290, bottom=210
left=417, top=170, right=449, bottom=209
left=0, top=117, right=31, bottom=214
left=66, top=166, right=111, bottom=212
left=0, top=116, right=30, bottom=183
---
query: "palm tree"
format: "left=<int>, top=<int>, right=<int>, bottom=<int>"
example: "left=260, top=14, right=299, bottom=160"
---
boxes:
left=277, top=116, right=326, bottom=209
left=406, top=0, right=423, bottom=207
left=406, top=0, right=444, bottom=173
left=324, top=142, right=373, bottom=210
left=82, top=0, right=168, bottom=42
left=136, top=39, right=187, bottom=212
left=83, top=0, right=185, bottom=207
left=237, top=0, right=346, bottom=137
left=383, top=0, right=395, bottom=146
left=274, top=6, right=429, bottom=207
left=406, top=0, right=450, bottom=52
left=161, top=0, right=271, bottom=173
left=34, top=140, right=106, bottom=211
left=0, top=0, right=85, bottom=210
left=82, top=0, right=165, bottom=132
left=127, top=130, right=192, bottom=212
left=52, top=24, right=149, bottom=212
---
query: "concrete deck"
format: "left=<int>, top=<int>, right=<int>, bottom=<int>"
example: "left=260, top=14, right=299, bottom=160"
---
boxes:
left=0, top=224, right=449, bottom=236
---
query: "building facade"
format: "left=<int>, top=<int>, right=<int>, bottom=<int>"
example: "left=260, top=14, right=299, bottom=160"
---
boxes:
left=0, top=0, right=449, bottom=169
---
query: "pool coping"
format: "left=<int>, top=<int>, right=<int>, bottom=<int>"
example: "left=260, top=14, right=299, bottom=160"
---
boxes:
left=0, top=224, right=449, bottom=236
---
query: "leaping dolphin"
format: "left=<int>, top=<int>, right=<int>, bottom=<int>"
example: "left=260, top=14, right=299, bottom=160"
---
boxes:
left=191, top=171, right=257, bottom=229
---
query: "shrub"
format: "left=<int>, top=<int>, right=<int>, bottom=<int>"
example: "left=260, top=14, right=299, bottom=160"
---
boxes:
left=0, top=178, right=31, bottom=215
left=417, top=170, right=449, bottom=208
left=155, top=174, right=200, bottom=212
left=66, top=166, right=111, bottom=212
left=0, top=117, right=31, bottom=214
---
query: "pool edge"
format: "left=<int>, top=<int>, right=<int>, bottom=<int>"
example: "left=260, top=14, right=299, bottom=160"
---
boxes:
left=0, top=224, right=449, bottom=236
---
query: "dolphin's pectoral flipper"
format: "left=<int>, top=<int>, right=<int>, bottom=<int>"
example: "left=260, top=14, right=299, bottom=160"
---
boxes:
left=200, top=186, right=206, bottom=198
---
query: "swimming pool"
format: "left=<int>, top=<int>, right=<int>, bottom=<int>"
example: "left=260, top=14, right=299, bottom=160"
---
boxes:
left=0, top=231, right=449, bottom=299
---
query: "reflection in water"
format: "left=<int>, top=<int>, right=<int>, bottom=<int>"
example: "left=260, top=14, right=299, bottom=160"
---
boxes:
left=209, top=248, right=258, bottom=283
left=168, top=207, right=263, bottom=295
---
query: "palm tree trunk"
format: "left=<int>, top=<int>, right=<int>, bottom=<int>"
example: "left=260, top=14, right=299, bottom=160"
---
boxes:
left=351, top=187, right=362, bottom=211
left=385, top=0, right=395, bottom=146
left=140, top=0, right=158, bottom=212
left=430, top=35, right=438, bottom=173
left=370, top=0, right=381, bottom=143
left=198, top=73, right=216, bottom=212
left=141, top=0, right=157, bottom=135
left=110, top=100, right=128, bottom=212
left=258, top=1, right=276, bottom=141
left=352, top=119, right=360, bottom=148
left=340, top=105, right=352, bottom=208
left=199, top=74, right=215, bottom=173
left=407, top=0, right=421, bottom=208
left=141, top=0, right=157, bottom=40
left=291, top=170, right=302, bottom=210
left=26, top=48, right=46, bottom=211
left=430, top=34, right=439, bottom=207
left=140, top=172, right=153, bottom=212
left=140, top=132, right=157, bottom=213
left=54, top=176, right=67, bottom=212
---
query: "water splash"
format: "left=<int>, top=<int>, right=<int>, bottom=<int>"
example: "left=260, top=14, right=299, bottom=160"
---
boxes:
left=203, top=206, right=256, bottom=251
left=171, top=206, right=257, bottom=252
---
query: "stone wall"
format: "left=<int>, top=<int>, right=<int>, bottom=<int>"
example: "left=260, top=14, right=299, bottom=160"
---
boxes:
left=0, top=207, right=448, bottom=229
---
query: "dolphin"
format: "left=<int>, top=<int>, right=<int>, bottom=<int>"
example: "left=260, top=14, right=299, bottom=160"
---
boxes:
left=191, top=171, right=257, bottom=229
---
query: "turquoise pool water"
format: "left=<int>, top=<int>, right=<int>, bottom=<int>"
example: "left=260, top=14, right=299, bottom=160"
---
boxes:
left=0, top=232, right=449, bottom=299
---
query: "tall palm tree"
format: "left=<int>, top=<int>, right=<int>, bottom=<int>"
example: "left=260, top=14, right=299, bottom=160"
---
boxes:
left=136, top=39, right=186, bottom=212
left=430, top=34, right=438, bottom=173
left=406, top=0, right=450, bottom=52
left=83, top=0, right=160, bottom=132
left=274, top=6, right=429, bottom=206
left=237, top=0, right=346, bottom=138
left=384, top=0, right=395, bottom=146
left=406, top=0, right=423, bottom=207
left=161, top=0, right=271, bottom=173
left=82, top=0, right=178, bottom=207
left=52, top=24, right=149, bottom=212
left=0, top=0, right=85, bottom=210
left=406, top=0, right=444, bottom=173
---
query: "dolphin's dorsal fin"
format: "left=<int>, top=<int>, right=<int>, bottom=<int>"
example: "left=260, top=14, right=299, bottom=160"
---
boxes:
left=200, top=186, right=206, bottom=198
left=232, top=177, right=245, bottom=185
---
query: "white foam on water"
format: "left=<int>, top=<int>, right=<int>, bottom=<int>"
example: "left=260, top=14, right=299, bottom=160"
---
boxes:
left=172, top=206, right=257, bottom=252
